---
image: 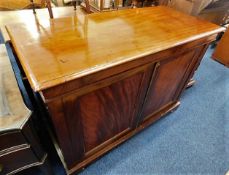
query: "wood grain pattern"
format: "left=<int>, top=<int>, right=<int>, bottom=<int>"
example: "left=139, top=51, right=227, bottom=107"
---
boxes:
left=42, top=43, right=212, bottom=174
left=141, top=49, right=198, bottom=119
left=0, top=6, right=86, bottom=42
left=6, top=7, right=224, bottom=175
left=6, top=6, right=224, bottom=91
left=78, top=72, right=143, bottom=151
left=40, top=34, right=217, bottom=101
left=47, top=99, right=76, bottom=168
left=212, top=28, right=229, bottom=67
left=46, top=64, right=154, bottom=169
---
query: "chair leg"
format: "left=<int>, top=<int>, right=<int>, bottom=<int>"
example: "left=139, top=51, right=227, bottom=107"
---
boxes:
left=30, top=0, right=36, bottom=14
left=72, top=0, right=77, bottom=10
left=46, top=0, right=54, bottom=18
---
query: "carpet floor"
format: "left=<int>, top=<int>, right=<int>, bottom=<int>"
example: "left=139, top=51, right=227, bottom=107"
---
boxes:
left=18, top=47, right=229, bottom=175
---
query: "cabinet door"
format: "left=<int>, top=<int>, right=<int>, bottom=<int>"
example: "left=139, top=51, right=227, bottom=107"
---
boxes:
left=68, top=73, right=145, bottom=153
left=141, top=49, right=199, bottom=121
left=47, top=64, right=153, bottom=169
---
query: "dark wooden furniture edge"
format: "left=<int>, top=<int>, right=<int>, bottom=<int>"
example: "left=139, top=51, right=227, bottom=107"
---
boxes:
left=3, top=42, right=52, bottom=175
left=212, top=57, right=229, bottom=68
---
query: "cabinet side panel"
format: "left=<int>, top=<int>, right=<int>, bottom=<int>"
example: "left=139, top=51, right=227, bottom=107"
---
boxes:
left=47, top=99, right=79, bottom=169
left=173, top=45, right=209, bottom=101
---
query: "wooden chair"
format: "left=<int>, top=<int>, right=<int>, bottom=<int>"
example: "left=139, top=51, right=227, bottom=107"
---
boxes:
left=31, top=0, right=90, bottom=18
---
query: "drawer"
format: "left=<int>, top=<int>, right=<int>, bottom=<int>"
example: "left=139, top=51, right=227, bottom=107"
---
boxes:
left=0, top=131, right=27, bottom=151
left=0, top=146, right=39, bottom=175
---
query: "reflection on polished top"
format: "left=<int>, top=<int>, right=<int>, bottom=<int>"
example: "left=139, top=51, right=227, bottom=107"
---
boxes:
left=0, top=6, right=86, bottom=42
left=6, top=6, right=224, bottom=91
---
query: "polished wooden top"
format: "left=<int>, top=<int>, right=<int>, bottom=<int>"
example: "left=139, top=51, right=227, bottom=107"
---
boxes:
left=0, top=44, right=31, bottom=132
left=6, top=6, right=224, bottom=91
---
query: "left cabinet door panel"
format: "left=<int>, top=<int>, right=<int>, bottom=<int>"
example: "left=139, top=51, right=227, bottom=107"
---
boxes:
left=46, top=63, right=154, bottom=169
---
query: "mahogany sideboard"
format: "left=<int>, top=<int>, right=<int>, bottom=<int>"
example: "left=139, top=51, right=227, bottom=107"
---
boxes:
left=6, top=6, right=224, bottom=174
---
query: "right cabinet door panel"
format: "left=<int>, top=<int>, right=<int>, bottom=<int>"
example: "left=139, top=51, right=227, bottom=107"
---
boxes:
left=141, top=49, right=199, bottom=120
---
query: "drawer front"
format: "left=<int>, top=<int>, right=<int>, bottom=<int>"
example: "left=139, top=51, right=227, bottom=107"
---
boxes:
left=0, top=146, right=39, bottom=175
left=0, top=131, right=27, bottom=151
